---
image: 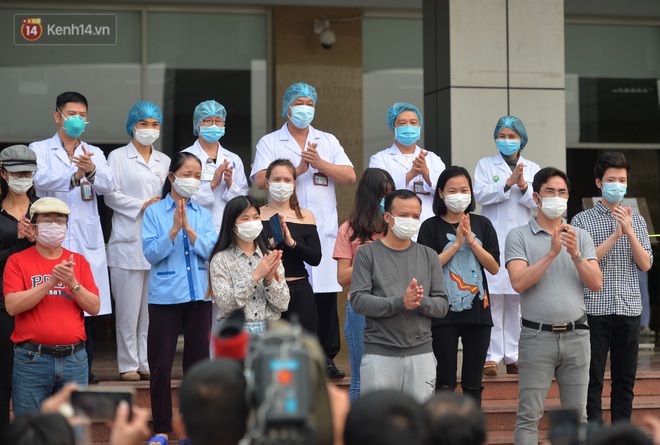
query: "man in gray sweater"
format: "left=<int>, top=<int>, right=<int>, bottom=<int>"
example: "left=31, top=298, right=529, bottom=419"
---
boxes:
left=350, top=189, right=449, bottom=402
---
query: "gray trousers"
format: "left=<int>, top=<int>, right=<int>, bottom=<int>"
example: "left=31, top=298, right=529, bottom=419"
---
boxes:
left=359, top=352, right=436, bottom=403
left=514, top=327, right=590, bottom=445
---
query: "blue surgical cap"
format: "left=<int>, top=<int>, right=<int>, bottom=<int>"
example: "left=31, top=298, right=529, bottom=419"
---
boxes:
left=281, top=82, right=317, bottom=117
left=193, top=100, right=227, bottom=136
left=494, top=115, right=528, bottom=150
left=386, top=102, right=423, bottom=131
left=126, top=101, right=162, bottom=137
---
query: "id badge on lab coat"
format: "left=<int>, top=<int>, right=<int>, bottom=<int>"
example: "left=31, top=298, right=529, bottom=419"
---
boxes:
left=201, top=166, right=216, bottom=182
left=81, top=182, right=94, bottom=201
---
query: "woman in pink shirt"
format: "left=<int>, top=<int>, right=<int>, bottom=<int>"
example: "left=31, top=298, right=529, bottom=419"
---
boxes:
left=333, top=168, right=394, bottom=402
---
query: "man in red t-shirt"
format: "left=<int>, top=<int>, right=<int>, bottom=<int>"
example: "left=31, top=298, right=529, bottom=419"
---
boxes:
left=3, top=197, right=99, bottom=415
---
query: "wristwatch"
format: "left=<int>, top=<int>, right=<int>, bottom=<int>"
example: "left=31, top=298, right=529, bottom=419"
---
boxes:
left=572, top=252, right=585, bottom=263
left=69, top=283, right=81, bottom=294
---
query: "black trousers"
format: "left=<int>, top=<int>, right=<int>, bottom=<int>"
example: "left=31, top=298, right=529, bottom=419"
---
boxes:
left=587, top=314, right=640, bottom=424
left=315, top=292, right=340, bottom=364
left=282, top=279, right=318, bottom=336
left=432, top=323, right=491, bottom=406
left=0, top=308, right=14, bottom=443
left=148, top=301, right=212, bottom=434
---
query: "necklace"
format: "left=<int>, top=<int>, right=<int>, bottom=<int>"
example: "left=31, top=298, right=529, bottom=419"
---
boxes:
left=266, top=203, right=289, bottom=212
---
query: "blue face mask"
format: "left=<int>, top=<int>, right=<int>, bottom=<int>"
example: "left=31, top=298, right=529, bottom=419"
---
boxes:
left=496, top=139, right=520, bottom=156
left=379, top=198, right=385, bottom=215
left=60, top=112, right=87, bottom=138
left=394, top=126, right=420, bottom=147
left=289, top=105, right=315, bottom=129
left=602, top=182, right=627, bottom=204
left=200, top=125, right=225, bottom=143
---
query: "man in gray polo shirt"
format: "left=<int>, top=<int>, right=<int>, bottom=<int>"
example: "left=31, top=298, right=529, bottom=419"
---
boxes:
left=505, top=167, right=602, bottom=445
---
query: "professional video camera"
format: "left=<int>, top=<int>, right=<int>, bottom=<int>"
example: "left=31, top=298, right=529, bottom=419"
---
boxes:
left=212, top=309, right=333, bottom=445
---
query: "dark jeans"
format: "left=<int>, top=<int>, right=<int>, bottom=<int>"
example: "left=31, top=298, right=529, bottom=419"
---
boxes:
left=587, top=314, right=640, bottom=424
left=315, top=292, right=340, bottom=364
left=282, top=279, right=319, bottom=337
left=148, top=301, right=212, bottom=434
left=432, top=323, right=491, bottom=406
left=0, top=308, right=14, bottom=442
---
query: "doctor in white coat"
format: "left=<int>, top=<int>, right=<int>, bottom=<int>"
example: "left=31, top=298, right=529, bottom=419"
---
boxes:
left=105, top=101, right=170, bottom=381
left=369, top=102, right=446, bottom=225
left=250, top=82, right=356, bottom=379
left=182, top=100, right=248, bottom=234
left=29, top=91, right=115, bottom=383
left=473, top=115, right=540, bottom=376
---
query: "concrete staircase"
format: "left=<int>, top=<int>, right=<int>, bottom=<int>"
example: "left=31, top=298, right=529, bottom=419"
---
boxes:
left=482, top=370, right=660, bottom=444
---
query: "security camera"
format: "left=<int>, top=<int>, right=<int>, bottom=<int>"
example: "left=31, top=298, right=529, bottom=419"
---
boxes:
left=319, top=28, right=336, bottom=49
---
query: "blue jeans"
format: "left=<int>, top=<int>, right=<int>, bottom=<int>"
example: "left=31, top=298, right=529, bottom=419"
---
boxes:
left=12, top=345, right=88, bottom=415
left=344, top=301, right=365, bottom=403
left=515, top=327, right=590, bottom=445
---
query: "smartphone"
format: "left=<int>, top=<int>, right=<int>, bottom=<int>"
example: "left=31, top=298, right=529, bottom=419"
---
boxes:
left=71, top=387, right=135, bottom=421
left=270, top=213, right=284, bottom=247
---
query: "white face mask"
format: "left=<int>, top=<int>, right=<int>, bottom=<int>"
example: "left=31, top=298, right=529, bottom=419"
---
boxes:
left=235, top=220, right=263, bottom=242
left=444, top=193, right=471, bottom=213
left=37, top=222, right=67, bottom=248
left=134, top=128, right=160, bottom=146
left=172, top=176, right=201, bottom=198
left=389, top=215, right=421, bottom=240
left=268, top=182, right=294, bottom=202
left=538, top=196, right=567, bottom=220
left=7, top=176, right=33, bottom=194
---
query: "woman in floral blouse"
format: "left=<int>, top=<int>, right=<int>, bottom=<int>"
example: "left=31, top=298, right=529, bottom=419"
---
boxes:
left=208, top=195, right=289, bottom=334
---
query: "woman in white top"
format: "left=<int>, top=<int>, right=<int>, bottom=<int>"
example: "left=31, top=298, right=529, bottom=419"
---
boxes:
left=369, top=102, right=446, bottom=224
left=105, top=101, right=171, bottom=381
left=473, top=115, right=540, bottom=376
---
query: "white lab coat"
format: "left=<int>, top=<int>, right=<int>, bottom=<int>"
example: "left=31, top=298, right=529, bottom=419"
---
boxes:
left=473, top=153, right=540, bottom=295
left=104, top=142, right=171, bottom=270
left=182, top=140, right=248, bottom=233
left=250, top=124, right=354, bottom=293
left=30, top=133, right=115, bottom=315
left=369, top=143, right=446, bottom=223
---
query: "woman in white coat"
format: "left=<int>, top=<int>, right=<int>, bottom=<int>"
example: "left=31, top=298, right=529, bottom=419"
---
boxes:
left=105, top=101, right=171, bottom=381
left=473, top=115, right=540, bottom=376
left=369, top=102, right=445, bottom=224
left=29, top=91, right=115, bottom=383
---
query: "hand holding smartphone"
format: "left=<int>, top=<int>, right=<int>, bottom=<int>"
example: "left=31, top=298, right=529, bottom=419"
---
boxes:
left=270, top=213, right=285, bottom=247
left=71, top=387, right=135, bottom=421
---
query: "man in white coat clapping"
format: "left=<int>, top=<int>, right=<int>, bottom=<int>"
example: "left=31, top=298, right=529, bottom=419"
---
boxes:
left=369, top=102, right=446, bottom=225
left=29, top=91, right=115, bottom=384
left=250, top=82, right=356, bottom=379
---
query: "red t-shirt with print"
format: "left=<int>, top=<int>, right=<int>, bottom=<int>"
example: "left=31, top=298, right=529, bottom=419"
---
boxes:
left=3, top=247, right=99, bottom=345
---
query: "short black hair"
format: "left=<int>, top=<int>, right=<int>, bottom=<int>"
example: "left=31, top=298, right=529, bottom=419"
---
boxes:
left=594, top=152, right=630, bottom=180
left=344, top=390, right=431, bottom=445
left=384, top=189, right=422, bottom=214
left=179, top=359, right=248, bottom=445
left=425, top=392, right=486, bottom=445
left=432, top=166, right=476, bottom=216
left=55, top=92, right=88, bottom=111
left=532, top=167, right=571, bottom=194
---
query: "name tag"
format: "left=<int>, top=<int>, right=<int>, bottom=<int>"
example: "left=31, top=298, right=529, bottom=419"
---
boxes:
left=313, top=172, right=328, bottom=187
left=201, top=167, right=216, bottom=182
left=414, top=180, right=429, bottom=195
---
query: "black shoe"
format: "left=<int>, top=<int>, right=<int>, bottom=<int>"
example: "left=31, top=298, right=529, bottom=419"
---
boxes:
left=327, top=364, right=345, bottom=379
left=88, top=372, right=100, bottom=385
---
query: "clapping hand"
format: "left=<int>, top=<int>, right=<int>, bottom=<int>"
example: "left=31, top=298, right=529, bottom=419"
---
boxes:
left=403, top=278, right=423, bottom=310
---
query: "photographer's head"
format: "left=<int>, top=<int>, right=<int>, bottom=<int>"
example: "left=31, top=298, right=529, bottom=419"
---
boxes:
left=177, top=359, right=248, bottom=445
left=5, top=412, right=75, bottom=445
left=344, top=390, right=430, bottom=445
left=425, top=392, right=485, bottom=445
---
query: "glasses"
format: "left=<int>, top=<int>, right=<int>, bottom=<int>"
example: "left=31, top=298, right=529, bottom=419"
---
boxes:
left=7, top=171, right=35, bottom=179
left=200, top=118, right=225, bottom=127
left=36, top=216, right=68, bottom=225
